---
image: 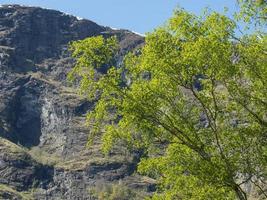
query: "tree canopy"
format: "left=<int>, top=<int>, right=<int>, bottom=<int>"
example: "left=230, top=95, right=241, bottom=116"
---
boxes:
left=237, top=0, right=267, bottom=25
left=68, top=4, right=267, bottom=200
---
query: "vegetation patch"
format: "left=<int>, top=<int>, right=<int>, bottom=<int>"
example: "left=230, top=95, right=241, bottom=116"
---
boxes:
left=0, top=184, right=33, bottom=200
left=88, top=181, right=148, bottom=200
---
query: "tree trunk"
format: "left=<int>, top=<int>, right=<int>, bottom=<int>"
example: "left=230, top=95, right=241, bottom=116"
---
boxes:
left=234, top=185, right=247, bottom=200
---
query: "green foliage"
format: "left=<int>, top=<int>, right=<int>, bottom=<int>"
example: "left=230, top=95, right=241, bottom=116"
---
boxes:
left=236, top=0, right=267, bottom=26
left=69, top=7, right=266, bottom=200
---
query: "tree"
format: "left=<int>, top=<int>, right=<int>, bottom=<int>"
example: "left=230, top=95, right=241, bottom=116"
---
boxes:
left=236, top=0, right=267, bottom=25
left=68, top=8, right=267, bottom=200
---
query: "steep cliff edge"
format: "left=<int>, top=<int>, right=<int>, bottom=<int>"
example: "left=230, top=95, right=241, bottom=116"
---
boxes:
left=0, top=4, right=153, bottom=199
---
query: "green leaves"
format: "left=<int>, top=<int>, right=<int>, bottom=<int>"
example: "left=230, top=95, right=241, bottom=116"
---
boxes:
left=69, top=7, right=266, bottom=200
left=68, top=36, right=118, bottom=99
left=236, top=0, right=267, bottom=26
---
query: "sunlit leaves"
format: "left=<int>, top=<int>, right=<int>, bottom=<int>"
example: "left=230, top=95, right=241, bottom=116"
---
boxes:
left=236, top=0, right=267, bottom=26
left=69, top=8, right=266, bottom=200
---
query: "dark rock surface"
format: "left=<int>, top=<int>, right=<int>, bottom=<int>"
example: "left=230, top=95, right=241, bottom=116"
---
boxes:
left=0, top=4, right=153, bottom=200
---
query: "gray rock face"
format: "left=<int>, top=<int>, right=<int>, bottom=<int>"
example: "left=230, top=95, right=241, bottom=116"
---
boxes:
left=0, top=4, right=151, bottom=200
left=0, top=4, right=105, bottom=72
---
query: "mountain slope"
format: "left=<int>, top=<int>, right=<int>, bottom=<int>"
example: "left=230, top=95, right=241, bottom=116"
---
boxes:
left=0, top=4, right=153, bottom=199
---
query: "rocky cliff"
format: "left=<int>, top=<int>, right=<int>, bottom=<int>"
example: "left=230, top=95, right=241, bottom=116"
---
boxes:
left=0, top=4, right=153, bottom=199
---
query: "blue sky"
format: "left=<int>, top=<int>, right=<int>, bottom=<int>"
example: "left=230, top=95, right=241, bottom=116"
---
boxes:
left=1, top=0, right=239, bottom=34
